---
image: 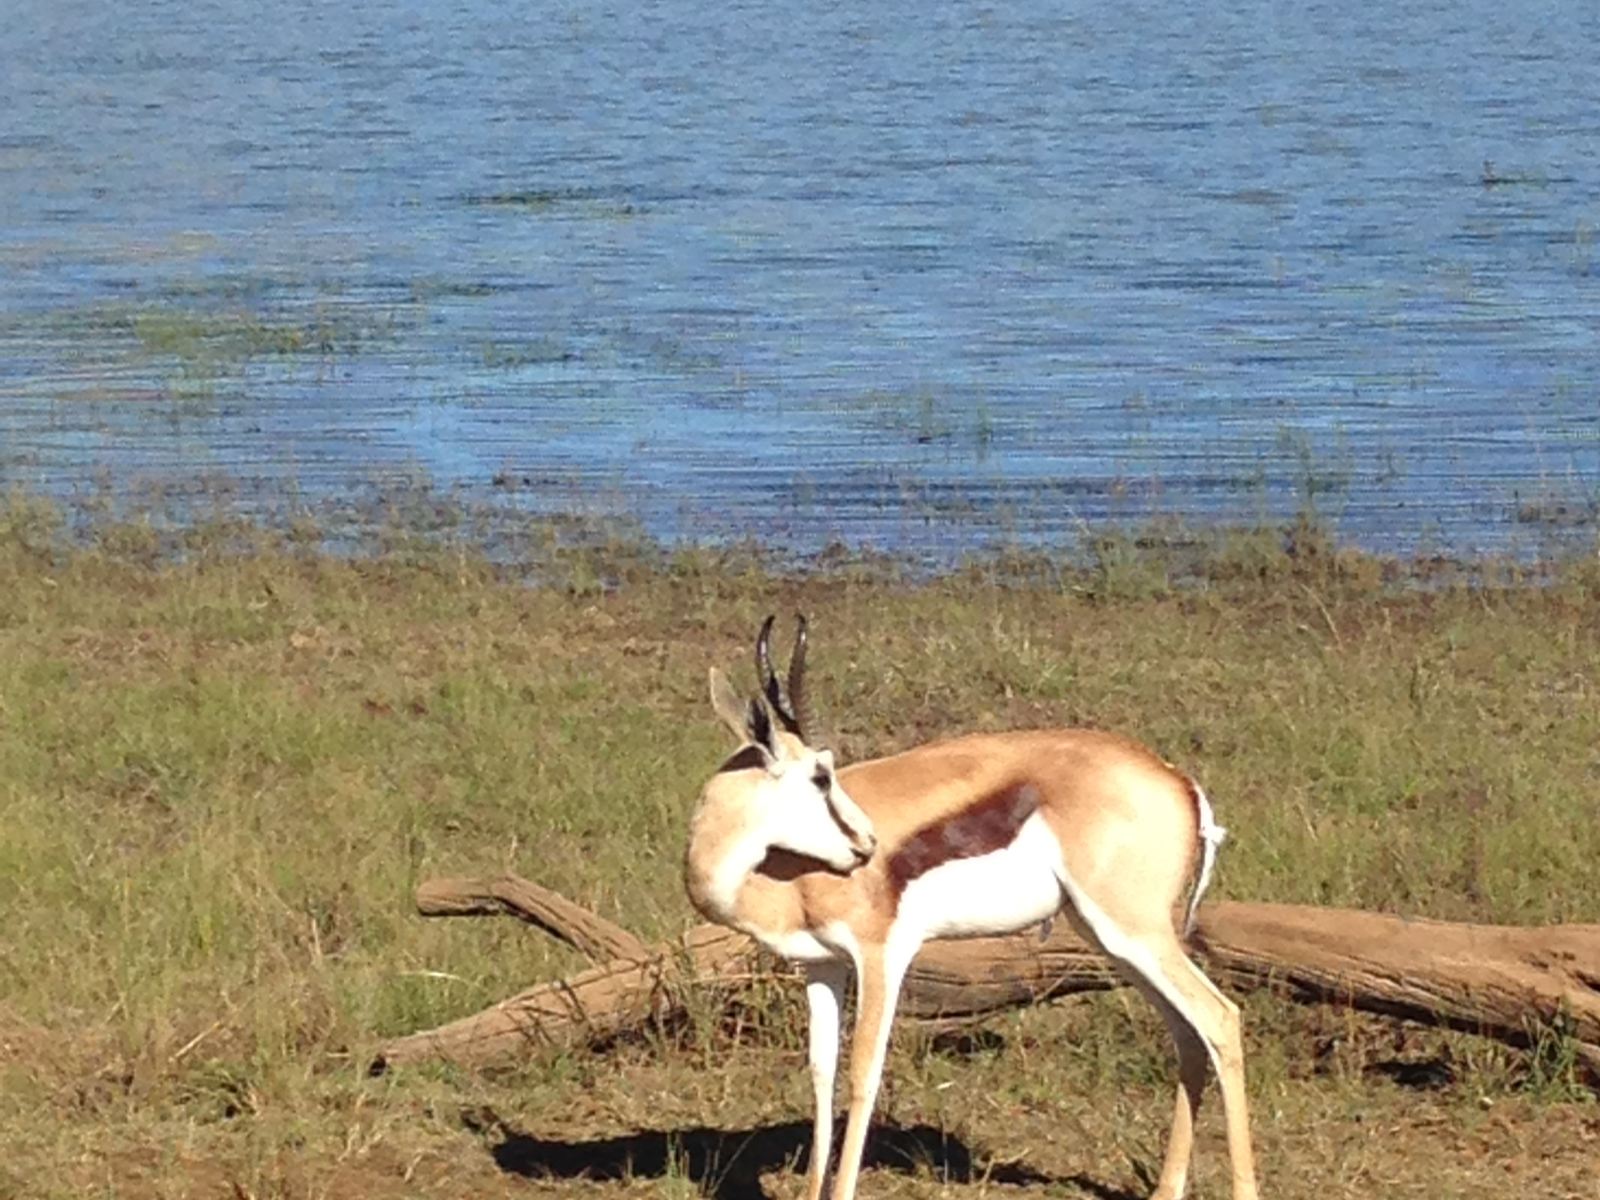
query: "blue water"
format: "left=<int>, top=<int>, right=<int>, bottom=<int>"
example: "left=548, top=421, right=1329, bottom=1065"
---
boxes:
left=1, top=0, right=1597, bottom=560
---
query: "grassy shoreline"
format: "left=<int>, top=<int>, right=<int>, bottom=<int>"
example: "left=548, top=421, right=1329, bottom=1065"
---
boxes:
left=1, top=500, right=1597, bottom=1197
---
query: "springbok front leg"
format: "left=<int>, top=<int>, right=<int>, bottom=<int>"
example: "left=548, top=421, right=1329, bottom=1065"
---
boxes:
left=803, top=961, right=849, bottom=1200
left=829, top=937, right=918, bottom=1200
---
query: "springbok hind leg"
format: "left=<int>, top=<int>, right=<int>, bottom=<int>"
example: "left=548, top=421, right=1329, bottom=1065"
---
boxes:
left=1112, top=930, right=1259, bottom=1200
left=1139, top=988, right=1210, bottom=1200
left=1055, top=872, right=1258, bottom=1200
left=1150, top=943, right=1259, bottom=1200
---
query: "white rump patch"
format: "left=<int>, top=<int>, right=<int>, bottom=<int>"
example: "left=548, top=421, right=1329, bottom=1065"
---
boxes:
left=1185, top=779, right=1226, bottom=937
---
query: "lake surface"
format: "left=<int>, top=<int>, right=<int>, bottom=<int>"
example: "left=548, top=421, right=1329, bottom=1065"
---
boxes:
left=1, top=0, right=1597, bottom=562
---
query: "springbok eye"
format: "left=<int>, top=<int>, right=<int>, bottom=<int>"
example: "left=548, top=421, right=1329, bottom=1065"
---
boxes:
left=811, top=768, right=831, bottom=792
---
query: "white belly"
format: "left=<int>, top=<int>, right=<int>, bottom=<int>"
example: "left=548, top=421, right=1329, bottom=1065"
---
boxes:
left=895, top=813, right=1065, bottom=940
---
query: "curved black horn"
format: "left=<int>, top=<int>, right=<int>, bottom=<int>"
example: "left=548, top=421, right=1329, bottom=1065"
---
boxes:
left=754, top=614, right=801, bottom=735
left=787, top=614, right=813, bottom=742
left=754, top=614, right=780, bottom=704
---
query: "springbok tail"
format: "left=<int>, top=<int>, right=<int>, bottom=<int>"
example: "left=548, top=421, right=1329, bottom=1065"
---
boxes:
left=1183, top=777, right=1227, bottom=939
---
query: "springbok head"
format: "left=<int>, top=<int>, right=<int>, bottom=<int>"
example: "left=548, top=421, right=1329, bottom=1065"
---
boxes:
left=705, top=615, right=877, bottom=872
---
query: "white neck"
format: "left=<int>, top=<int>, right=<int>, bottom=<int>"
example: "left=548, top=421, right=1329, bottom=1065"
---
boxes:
left=684, top=801, right=773, bottom=926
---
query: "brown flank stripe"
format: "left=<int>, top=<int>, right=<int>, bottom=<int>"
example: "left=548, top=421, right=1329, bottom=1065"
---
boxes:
left=886, top=782, right=1041, bottom=898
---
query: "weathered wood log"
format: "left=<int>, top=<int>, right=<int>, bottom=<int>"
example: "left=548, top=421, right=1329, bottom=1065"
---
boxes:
left=372, top=875, right=1600, bottom=1076
left=906, top=902, right=1600, bottom=1072
left=372, top=923, right=754, bottom=1071
left=414, top=875, right=649, bottom=963
left=1195, top=901, right=1600, bottom=1072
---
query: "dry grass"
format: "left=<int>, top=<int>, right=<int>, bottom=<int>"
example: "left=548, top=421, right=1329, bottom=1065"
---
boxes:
left=1, top=498, right=1597, bottom=1198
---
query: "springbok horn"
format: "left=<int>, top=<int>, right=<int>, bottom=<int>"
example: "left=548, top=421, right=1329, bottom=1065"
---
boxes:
left=786, top=614, right=812, bottom=743
left=755, top=615, right=801, bottom=736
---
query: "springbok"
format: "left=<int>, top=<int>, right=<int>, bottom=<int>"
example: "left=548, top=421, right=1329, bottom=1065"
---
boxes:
left=684, top=617, right=1259, bottom=1200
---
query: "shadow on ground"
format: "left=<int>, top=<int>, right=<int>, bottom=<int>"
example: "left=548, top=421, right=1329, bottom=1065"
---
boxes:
left=465, top=1109, right=1140, bottom=1200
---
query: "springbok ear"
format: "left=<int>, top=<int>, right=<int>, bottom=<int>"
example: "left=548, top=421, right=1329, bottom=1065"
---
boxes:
left=744, top=696, right=776, bottom=758
left=708, top=668, right=749, bottom=740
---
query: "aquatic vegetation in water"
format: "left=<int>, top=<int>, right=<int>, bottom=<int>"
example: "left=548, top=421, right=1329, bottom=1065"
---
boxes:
left=481, top=338, right=576, bottom=368
left=462, top=186, right=640, bottom=219
left=1570, top=219, right=1593, bottom=277
left=122, top=305, right=393, bottom=361
left=465, top=187, right=569, bottom=211
left=1274, top=426, right=1354, bottom=506
left=10, top=299, right=408, bottom=369
left=0, top=298, right=407, bottom=413
left=835, top=388, right=999, bottom=453
left=1478, top=159, right=1574, bottom=189
left=1511, top=488, right=1600, bottom=529
left=409, top=278, right=504, bottom=300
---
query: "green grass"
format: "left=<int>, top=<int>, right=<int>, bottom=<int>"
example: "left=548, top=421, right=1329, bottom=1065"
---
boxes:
left=1, top=496, right=1597, bottom=1197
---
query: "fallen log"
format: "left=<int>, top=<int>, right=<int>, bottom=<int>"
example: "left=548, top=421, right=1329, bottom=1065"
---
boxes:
left=372, top=874, right=1600, bottom=1077
left=414, top=875, right=649, bottom=963
left=1196, top=901, right=1600, bottom=1069
left=373, top=923, right=753, bottom=1071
